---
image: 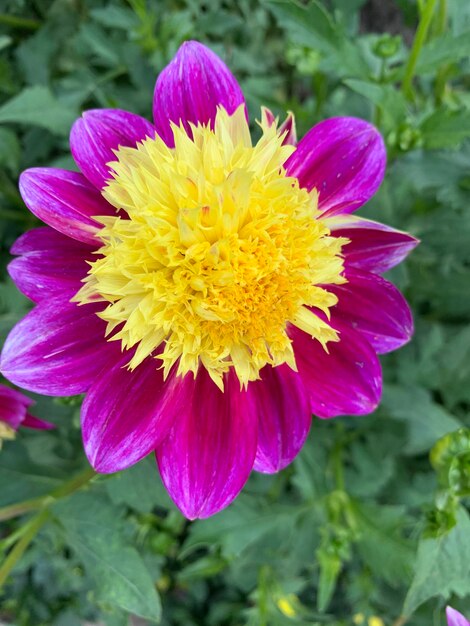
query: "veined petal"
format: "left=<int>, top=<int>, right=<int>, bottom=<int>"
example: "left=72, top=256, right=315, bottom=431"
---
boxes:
left=70, top=109, right=156, bottom=190
left=252, top=364, right=311, bottom=474
left=328, top=215, right=419, bottom=274
left=19, top=169, right=115, bottom=245
left=329, top=269, right=414, bottom=354
left=82, top=354, right=183, bottom=473
left=153, top=41, right=246, bottom=147
left=285, top=117, right=386, bottom=216
left=156, top=369, right=257, bottom=519
left=446, top=608, right=470, bottom=626
left=9, top=227, right=92, bottom=302
left=292, top=322, right=382, bottom=418
left=0, top=299, right=118, bottom=396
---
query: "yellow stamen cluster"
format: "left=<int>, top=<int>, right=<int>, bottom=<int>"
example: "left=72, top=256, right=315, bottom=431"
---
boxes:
left=0, top=421, right=16, bottom=449
left=74, top=106, right=347, bottom=388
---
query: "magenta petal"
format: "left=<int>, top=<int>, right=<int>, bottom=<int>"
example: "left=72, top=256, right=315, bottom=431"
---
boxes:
left=0, top=299, right=118, bottom=396
left=82, top=354, right=182, bottom=473
left=22, top=414, right=55, bottom=430
left=9, top=227, right=92, bottom=302
left=153, top=41, right=246, bottom=147
left=0, top=384, right=32, bottom=430
left=156, top=370, right=257, bottom=519
left=70, top=109, right=156, bottom=190
left=19, top=169, right=115, bottom=245
left=328, top=269, right=414, bottom=354
left=292, top=322, right=382, bottom=418
left=446, top=608, right=470, bottom=626
left=330, top=216, right=419, bottom=274
left=252, top=365, right=311, bottom=474
left=285, top=117, right=386, bottom=216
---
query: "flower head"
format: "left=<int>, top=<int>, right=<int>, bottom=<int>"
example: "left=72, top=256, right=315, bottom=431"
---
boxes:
left=0, top=384, right=53, bottom=447
left=1, top=41, right=417, bottom=518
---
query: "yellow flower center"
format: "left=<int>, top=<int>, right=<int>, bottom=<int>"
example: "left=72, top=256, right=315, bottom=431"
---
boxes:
left=74, top=107, right=347, bottom=388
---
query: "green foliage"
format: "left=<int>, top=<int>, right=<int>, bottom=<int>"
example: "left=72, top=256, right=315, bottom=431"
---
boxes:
left=0, top=0, right=469, bottom=625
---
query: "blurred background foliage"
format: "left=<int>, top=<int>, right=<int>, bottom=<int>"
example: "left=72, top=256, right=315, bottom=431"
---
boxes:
left=0, top=0, right=469, bottom=624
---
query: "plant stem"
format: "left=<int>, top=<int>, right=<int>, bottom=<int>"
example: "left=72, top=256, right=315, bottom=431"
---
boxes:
left=0, top=497, right=46, bottom=522
left=0, top=13, right=40, bottom=30
left=0, top=466, right=97, bottom=523
left=0, top=509, right=49, bottom=590
left=402, top=0, right=438, bottom=101
left=434, top=0, right=449, bottom=104
left=0, top=467, right=97, bottom=590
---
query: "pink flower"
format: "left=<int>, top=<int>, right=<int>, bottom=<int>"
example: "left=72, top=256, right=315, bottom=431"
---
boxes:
left=0, top=41, right=417, bottom=518
left=447, top=607, right=470, bottom=626
left=0, top=384, right=53, bottom=445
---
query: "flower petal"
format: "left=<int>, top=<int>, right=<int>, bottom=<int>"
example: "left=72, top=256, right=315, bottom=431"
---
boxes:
left=446, top=607, right=470, bottom=626
left=153, top=41, right=246, bottom=147
left=0, top=299, right=117, bottom=396
left=82, top=354, right=183, bottom=473
left=19, top=169, right=115, bottom=245
left=9, top=227, right=92, bottom=302
left=70, top=109, right=156, bottom=190
left=156, top=369, right=257, bottom=519
left=285, top=117, right=386, bottom=216
left=328, top=269, right=414, bottom=354
left=22, top=414, right=55, bottom=430
left=292, top=322, right=382, bottom=418
left=0, top=385, right=31, bottom=430
left=252, top=364, right=311, bottom=474
left=329, top=215, right=419, bottom=274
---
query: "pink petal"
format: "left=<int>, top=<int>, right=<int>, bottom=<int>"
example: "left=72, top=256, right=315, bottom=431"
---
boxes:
left=447, top=608, right=470, bottom=626
left=329, top=216, right=419, bottom=274
left=0, top=299, right=118, bottom=396
left=0, top=384, right=31, bottom=430
left=285, top=117, right=386, bottom=216
left=153, top=41, right=246, bottom=147
left=156, top=369, right=257, bottom=519
left=22, top=414, right=55, bottom=430
left=262, top=107, right=297, bottom=146
left=82, top=354, right=183, bottom=473
left=252, top=364, right=311, bottom=474
left=19, top=169, right=115, bottom=245
left=328, top=269, right=414, bottom=354
left=9, top=227, right=92, bottom=302
left=70, top=109, right=156, bottom=190
left=292, top=322, right=382, bottom=419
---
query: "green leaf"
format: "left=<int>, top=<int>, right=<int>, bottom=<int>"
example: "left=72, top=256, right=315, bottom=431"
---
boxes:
left=53, top=492, right=161, bottom=623
left=344, top=79, right=408, bottom=126
left=420, top=109, right=470, bottom=149
left=353, top=502, right=415, bottom=586
left=404, top=507, right=470, bottom=615
left=382, top=385, right=462, bottom=454
left=0, top=86, right=77, bottom=136
left=0, top=441, right=62, bottom=507
left=0, top=127, right=20, bottom=174
left=416, top=31, right=470, bottom=74
left=106, top=456, right=176, bottom=514
left=265, top=0, right=369, bottom=78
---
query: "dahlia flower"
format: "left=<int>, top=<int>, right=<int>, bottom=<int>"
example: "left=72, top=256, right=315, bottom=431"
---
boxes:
left=0, top=384, right=53, bottom=447
left=447, top=607, right=470, bottom=626
left=0, top=41, right=417, bottom=518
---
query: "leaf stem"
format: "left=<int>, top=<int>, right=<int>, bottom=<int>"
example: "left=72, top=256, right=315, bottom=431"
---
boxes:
left=0, top=13, right=40, bottom=30
left=402, top=0, right=438, bottom=101
left=0, top=509, right=49, bottom=590
left=0, top=467, right=97, bottom=590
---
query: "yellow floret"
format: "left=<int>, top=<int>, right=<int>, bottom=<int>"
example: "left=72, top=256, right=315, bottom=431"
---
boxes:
left=74, top=106, right=347, bottom=388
